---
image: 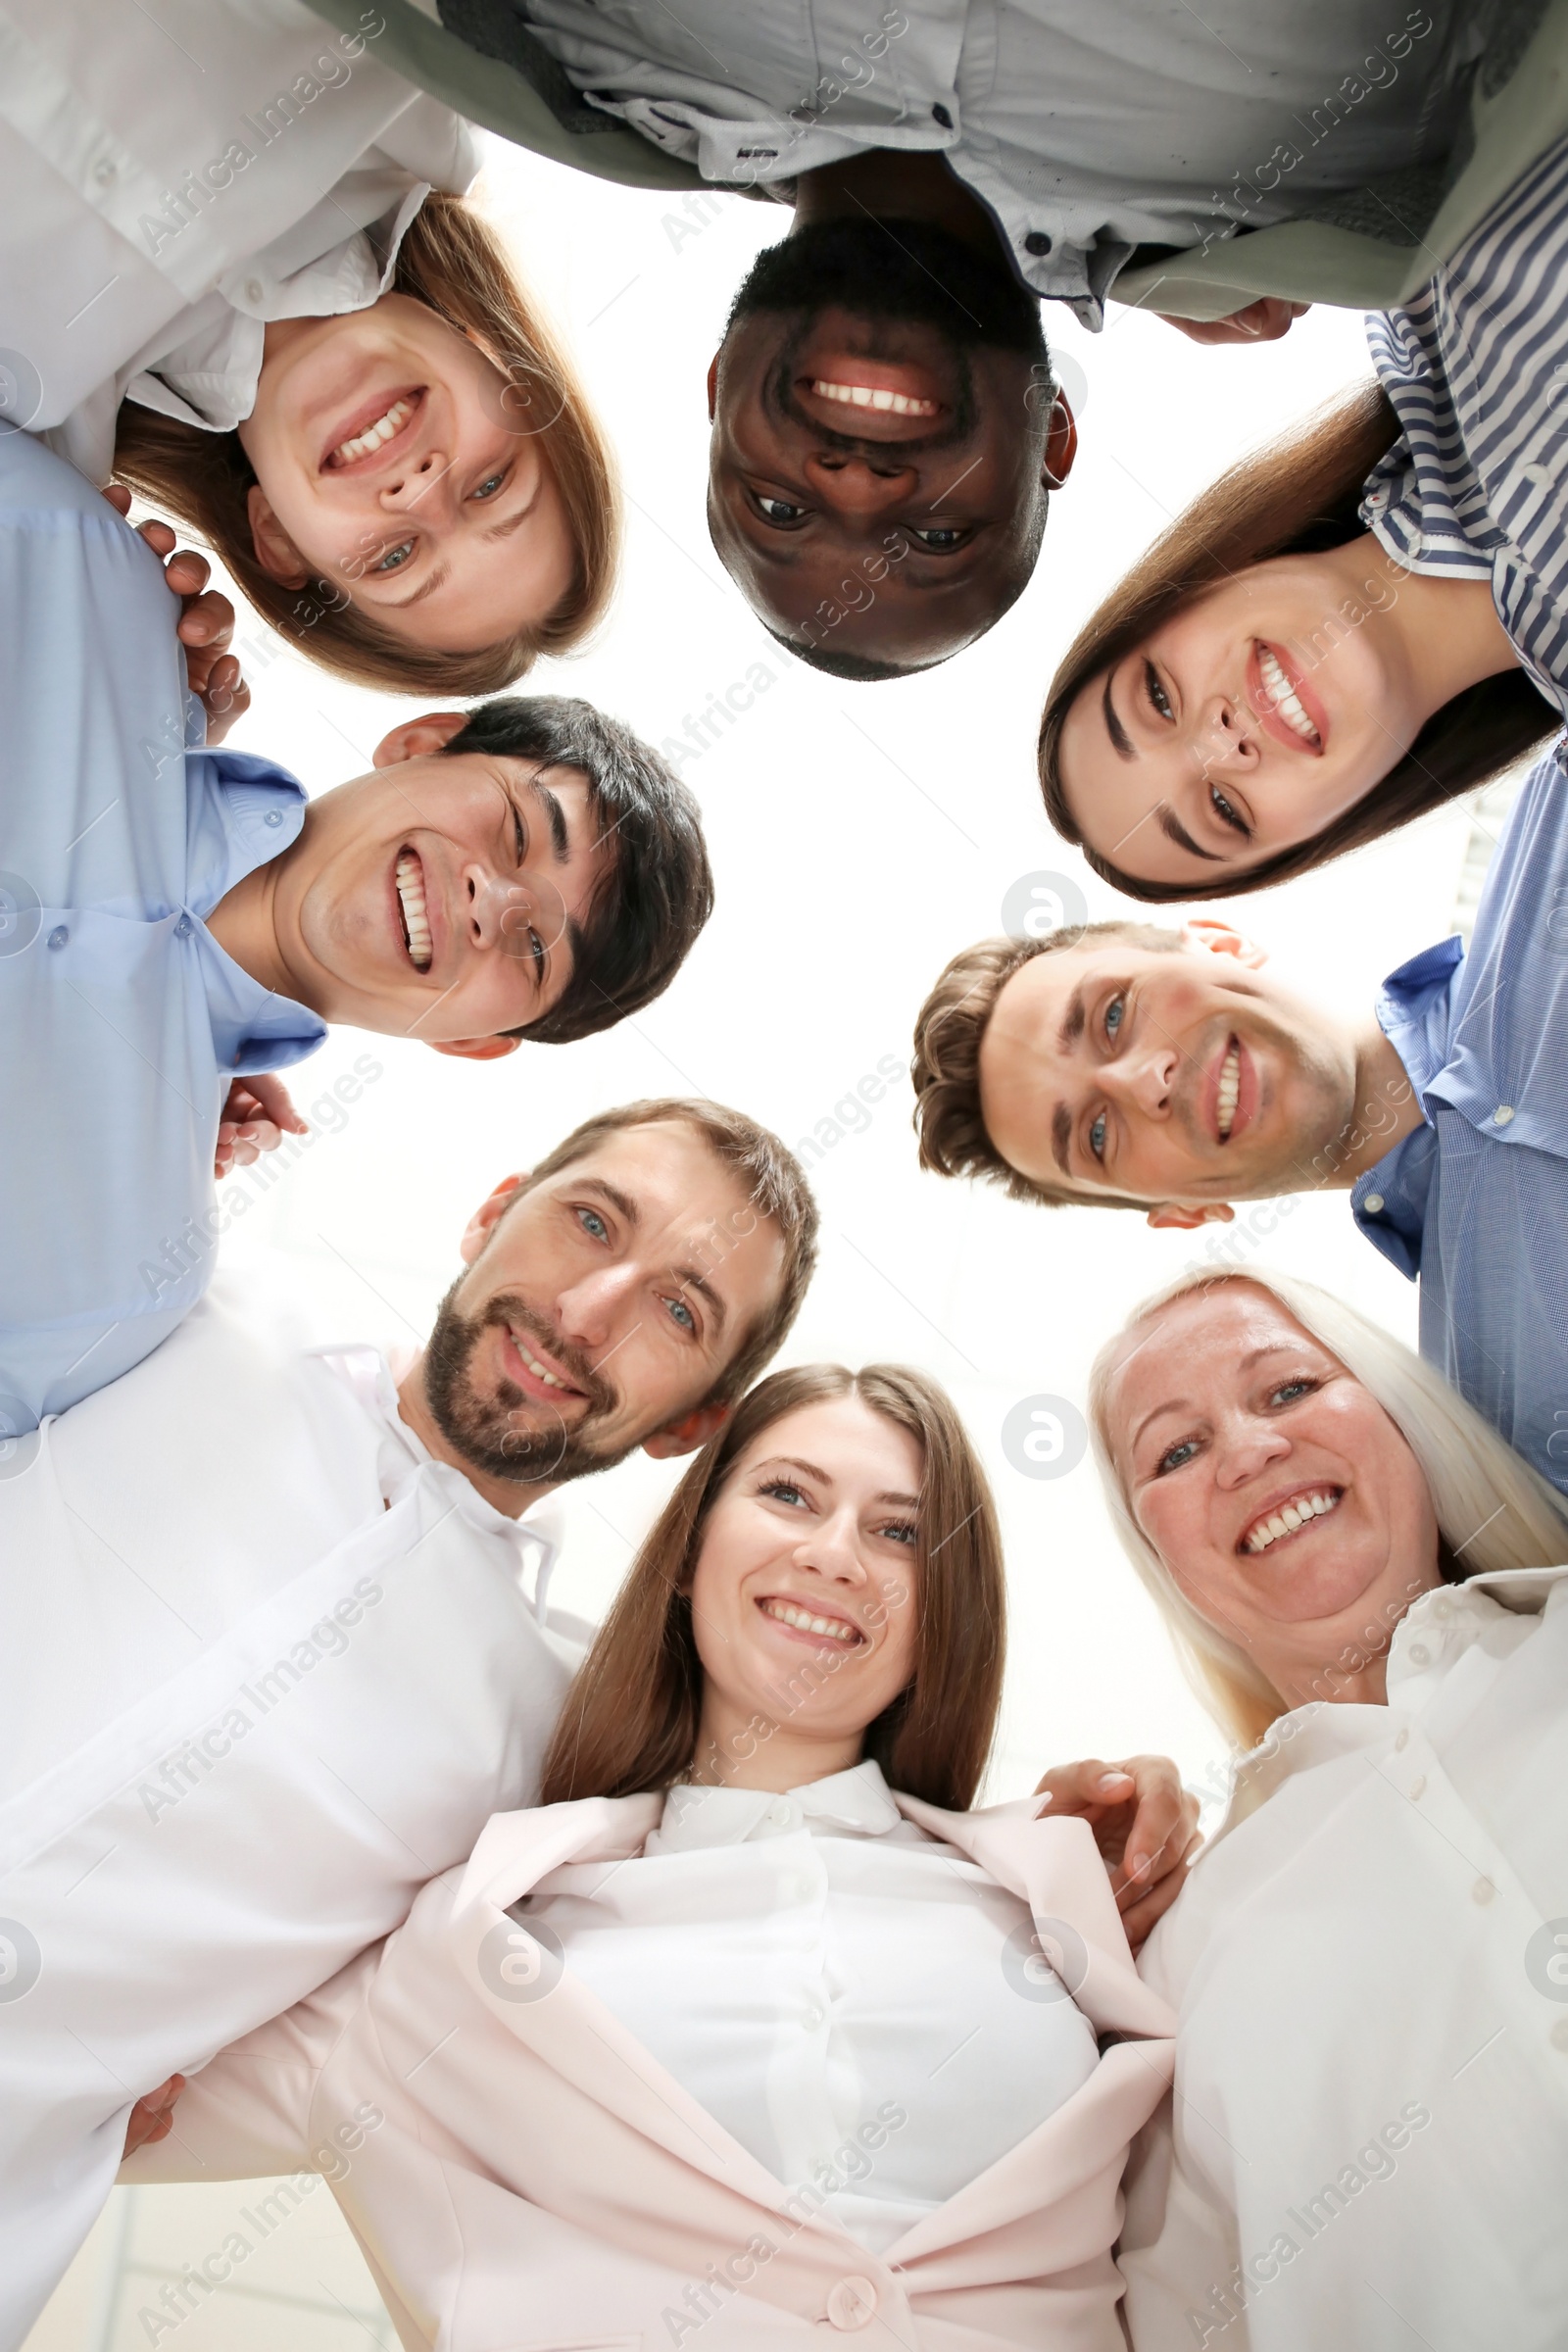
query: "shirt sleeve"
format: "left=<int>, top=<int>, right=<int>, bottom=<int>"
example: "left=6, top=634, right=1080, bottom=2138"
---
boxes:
left=119, top=1941, right=383, bottom=2187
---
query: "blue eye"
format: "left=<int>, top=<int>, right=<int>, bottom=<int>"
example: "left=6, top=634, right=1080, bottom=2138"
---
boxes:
left=577, top=1208, right=608, bottom=1242
left=1156, top=1439, right=1200, bottom=1475
left=373, top=539, right=415, bottom=573
left=760, top=1478, right=806, bottom=1506
left=1105, top=997, right=1124, bottom=1038
left=665, top=1296, right=696, bottom=1334
left=473, top=472, right=507, bottom=501
left=881, top=1519, right=919, bottom=1546
left=1089, top=1111, right=1107, bottom=1161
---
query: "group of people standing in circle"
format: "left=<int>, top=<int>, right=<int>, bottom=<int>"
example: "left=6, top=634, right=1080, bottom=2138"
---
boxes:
left=2, top=2, right=1566, bottom=2348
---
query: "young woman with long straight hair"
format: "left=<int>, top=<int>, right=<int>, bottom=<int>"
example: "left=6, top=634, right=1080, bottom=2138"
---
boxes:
left=9, top=6, right=617, bottom=695
left=1039, top=137, right=1568, bottom=903
left=124, top=1364, right=1179, bottom=2348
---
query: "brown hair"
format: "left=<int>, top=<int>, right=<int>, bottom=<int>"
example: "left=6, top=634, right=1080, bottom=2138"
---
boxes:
left=1038, top=381, right=1554, bottom=901
left=540, top=1362, right=1006, bottom=1811
left=518, top=1099, right=820, bottom=1406
left=112, top=192, right=619, bottom=695
left=911, top=922, right=1185, bottom=1205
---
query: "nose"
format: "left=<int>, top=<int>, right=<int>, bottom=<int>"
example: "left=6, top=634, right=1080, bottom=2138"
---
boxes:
left=1102, top=1039, right=1182, bottom=1120
left=379, top=447, right=454, bottom=518
left=802, top=450, right=916, bottom=515
left=793, top=1504, right=869, bottom=1586
left=554, top=1261, right=640, bottom=1351
left=1195, top=689, right=1260, bottom=774
left=1212, top=1411, right=1292, bottom=1492
left=462, top=862, right=565, bottom=958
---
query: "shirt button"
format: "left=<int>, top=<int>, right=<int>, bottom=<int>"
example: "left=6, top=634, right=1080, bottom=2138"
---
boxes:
left=1552, top=2019, right=1568, bottom=2053
left=1363, top=1193, right=1386, bottom=1214
left=1408, top=1775, right=1427, bottom=1800
left=1494, top=1104, right=1515, bottom=1125
left=174, top=913, right=193, bottom=938
left=1407, top=1642, right=1430, bottom=1666
left=802, top=2004, right=824, bottom=2030
left=265, top=808, right=284, bottom=827
left=767, top=1798, right=795, bottom=1829
left=781, top=1873, right=812, bottom=1904
left=46, top=924, right=69, bottom=951
left=931, top=102, right=953, bottom=127
left=1023, top=230, right=1054, bottom=257
left=825, top=2278, right=879, bottom=2330
left=1471, top=1878, right=1495, bottom=1905
left=244, top=276, right=265, bottom=304
left=93, top=157, right=117, bottom=185
left=1393, top=1728, right=1409, bottom=1752
left=1431, top=1596, right=1451, bottom=1622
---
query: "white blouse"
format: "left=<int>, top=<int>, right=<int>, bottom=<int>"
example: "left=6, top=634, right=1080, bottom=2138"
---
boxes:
left=1120, top=1566, right=1568, bottom=2351
left=0, top=0, right=479, bottom=481
left=523, top=1757, right=1101, bottom=2254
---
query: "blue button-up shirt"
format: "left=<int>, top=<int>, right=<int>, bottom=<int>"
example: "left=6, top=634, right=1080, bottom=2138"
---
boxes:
left=1354, top=749, right=1568, bottom=1494
left=0, top=427, right=323, bottom=1435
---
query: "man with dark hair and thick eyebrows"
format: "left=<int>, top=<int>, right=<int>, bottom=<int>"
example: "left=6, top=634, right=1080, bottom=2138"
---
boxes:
left=0, top=428, right=712, bottom=1437
left=297, top=0, right=1512, bottom=674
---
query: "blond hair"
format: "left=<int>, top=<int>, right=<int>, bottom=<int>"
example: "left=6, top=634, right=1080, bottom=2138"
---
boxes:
left=1090, top=1267, right=1568, bottom=1747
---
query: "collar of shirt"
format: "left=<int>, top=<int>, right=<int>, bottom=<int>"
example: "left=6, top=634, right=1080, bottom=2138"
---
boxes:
left=647, top=1758, right=906, bottom=1854
left=1351, top=935, right=1462, bottom=1276
left=308, top=1338, right=566, bottom=1613
left=182, top=748, right=325, bottom=1076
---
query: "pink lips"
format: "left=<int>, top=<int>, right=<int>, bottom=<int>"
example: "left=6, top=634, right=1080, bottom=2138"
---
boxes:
left=1247, top=640, right=1330, bottom=757
left=320, top=385, right=424, bottom=475
left=499, top=1323, right=587, bottom=1406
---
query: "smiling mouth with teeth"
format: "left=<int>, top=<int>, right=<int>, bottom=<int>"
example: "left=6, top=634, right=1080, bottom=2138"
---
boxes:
left=1217, top=1040, right=1240, bottom=1142
left=1256, top=644, right=1322, bottom=749
left=395, top=851, right=432, bottom=972
left=330, top=393, right=416, bottom=468
left=809, top=378, right=938, bottom=418
left=759, top=1595, right=864, bottom=1646
left=1242, top=1488, right=1341, bottom=1554
left=511, top=1330, right=580, bottom=1395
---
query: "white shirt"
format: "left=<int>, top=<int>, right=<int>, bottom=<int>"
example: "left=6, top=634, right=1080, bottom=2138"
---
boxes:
left=520, top=0, right=1467, bottom=324
left=1119, top=1567, right=1568, bottom=2352
left=0, top=0, right=479, bottom=480
left=526, top=1756, right=1101, bottom=2254
left=0, top=1276, right=585, bottom=2348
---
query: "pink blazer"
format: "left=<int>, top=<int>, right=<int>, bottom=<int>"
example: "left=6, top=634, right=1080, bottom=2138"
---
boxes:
left=127, top=1789, right=1176, bottom=2350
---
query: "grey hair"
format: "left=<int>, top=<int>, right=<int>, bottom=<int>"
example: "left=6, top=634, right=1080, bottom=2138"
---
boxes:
left=1089, top=1265, right=1568, bottom=1749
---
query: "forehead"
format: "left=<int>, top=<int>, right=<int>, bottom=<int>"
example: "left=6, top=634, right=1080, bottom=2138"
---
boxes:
left=735, top=1396, right=924, bottom=1488
left=1105, top=1284, right=1323, bottom=1422
left=528, top=1122, right=789, bottom=1308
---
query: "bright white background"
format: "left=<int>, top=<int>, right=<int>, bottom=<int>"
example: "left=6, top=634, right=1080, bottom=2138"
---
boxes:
left=28, top=128, right=1487, bottom=2352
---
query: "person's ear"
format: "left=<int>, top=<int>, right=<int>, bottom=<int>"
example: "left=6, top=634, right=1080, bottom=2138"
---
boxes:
left=1146, top=1201, right=1236, bottom=1231
left=1181, top=917, right=1267, bottom=969
left=245, top=486, right=312, bottom=589
left=459, top=1172, right=527, bottom=1264
left=372, top=712, right=470, bottom=769
left=643, top=1399, right=731, bottom=1460
left=428, top=1035, right=523, bottom=1062
left=1043, top=392, right=1078, bottom=492
left=707, top=352, right=720, bottom=424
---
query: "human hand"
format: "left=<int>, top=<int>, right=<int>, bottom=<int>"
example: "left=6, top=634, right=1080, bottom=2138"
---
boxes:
left=124, top=2075, right=184, bottom=2154
left=1159, top=298, right=1310, bottom=346
left=216, top=1073, right=309, bottom=1179
left=1034, top=1753, right=1202, bottom=1952
left=102, top=484, right=252, bottom=743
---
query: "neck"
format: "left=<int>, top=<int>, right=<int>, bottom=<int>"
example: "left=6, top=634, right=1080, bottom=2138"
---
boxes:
left=395, top=1350, right=561, bottom=1521
left=689, top=1690, right=864, bottom=1794
left=1310, top=1023, right=1428, bottom=1191
left=1262, top=1556, right=1444, bottom=1715
left=794, top=151, right=1005, bottom=263
left=1329, top=533, right=1517, bottom=705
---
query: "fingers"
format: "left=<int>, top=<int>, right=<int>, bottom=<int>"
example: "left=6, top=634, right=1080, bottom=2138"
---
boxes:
left=244, top=1071, right=310, bottom=1135
left=1033, top=1758, right=1136, bottom=1817
left=123, top=2075, right=184, bottom=2156
left=101, top=484, right=132, bottom=518
left=176, top=585, right=232, bottom=649
left=136, top=518, right=177, bottom=560
left=1110, top=1755, right=1200, bottom=1895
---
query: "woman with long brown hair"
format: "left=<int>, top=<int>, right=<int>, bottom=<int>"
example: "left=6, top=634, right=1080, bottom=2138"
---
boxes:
left=10, top=5, right=617, bottom=695
left=1037, top=137, right=1568, bottom=903
left=123, top=1362, right=1178, bottom=2346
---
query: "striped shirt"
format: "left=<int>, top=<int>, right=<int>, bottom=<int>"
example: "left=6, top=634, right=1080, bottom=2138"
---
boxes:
left=1352, top=749, right=1568, bottom=1494
left=1361, top=132, right=1568, bottom=724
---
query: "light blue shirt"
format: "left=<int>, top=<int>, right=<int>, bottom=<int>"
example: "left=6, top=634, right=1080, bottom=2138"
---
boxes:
left=1353, top=749, right=1568, bottom=1494
left=0, top=428, right=323, bottom=1437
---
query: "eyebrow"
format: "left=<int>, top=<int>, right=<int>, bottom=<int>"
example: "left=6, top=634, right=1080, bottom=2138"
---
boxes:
left=388, top=561, right=452, bottom=611
left=1052, top=1101, right=1073, bottom=1180
left=1156, top=804, right=1224, bottom=863
left=1102, top=666, right=1135, bottom=761
left=1127, top=1344, right=1308, bottom=1450
left=527, top=775, right=570, bottom=863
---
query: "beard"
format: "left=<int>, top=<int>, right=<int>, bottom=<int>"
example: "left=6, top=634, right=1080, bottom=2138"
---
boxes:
left=420, top=1280, right=635, bottom=1488
left=725, top=214, right=1050, bottom=418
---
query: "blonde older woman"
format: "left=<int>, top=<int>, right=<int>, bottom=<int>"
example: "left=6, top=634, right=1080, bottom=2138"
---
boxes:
left=1089, top=1267, right=1568, bottom=2352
